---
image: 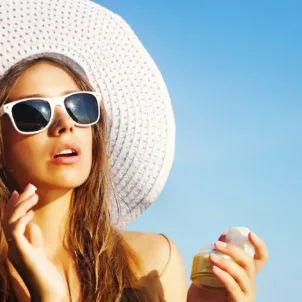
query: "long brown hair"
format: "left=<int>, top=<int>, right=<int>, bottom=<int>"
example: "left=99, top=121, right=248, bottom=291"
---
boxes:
left=0, top=56, right=152, bottom=301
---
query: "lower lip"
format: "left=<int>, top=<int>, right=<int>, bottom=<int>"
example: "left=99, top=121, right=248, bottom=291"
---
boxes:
left=50, top=155, right=81, bottom=165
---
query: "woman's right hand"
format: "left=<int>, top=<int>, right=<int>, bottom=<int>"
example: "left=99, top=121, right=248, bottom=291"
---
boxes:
left=3, top=183, right=69, bottom=301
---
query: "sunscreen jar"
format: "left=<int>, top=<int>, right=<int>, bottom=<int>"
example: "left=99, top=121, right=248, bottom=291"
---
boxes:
left=190, top=245, right=230, bottom=290
left=190, top=227, right=254, bottom=290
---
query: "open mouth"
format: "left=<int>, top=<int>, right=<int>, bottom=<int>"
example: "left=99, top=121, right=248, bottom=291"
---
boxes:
left=54, top=149, right=78, bottom=158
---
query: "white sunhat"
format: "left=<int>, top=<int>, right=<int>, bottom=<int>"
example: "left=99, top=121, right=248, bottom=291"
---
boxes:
left=0, top=0, right=175, bottom=228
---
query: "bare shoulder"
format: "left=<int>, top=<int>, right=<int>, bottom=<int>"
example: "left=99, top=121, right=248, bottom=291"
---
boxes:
left=121, top=231, right=173, bottom=275
left=121, top=231, right=188, bottom=301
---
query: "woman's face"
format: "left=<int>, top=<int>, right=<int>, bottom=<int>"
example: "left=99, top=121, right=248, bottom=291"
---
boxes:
left=1, top=61, right=93, bottom=191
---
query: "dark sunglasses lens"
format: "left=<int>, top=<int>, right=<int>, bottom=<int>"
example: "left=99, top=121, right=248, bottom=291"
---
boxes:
left=12, top=100, right=51, bottom=132
left=64, top=93, right=99, bottom=124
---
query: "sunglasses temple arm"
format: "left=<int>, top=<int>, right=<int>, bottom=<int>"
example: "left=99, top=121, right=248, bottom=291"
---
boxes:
left=0, top=106, right=5, bottom=118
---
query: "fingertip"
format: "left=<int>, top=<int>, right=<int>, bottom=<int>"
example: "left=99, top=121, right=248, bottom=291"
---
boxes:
left=249, top=232, right=262, bottom=246
left=8, top=190, right=19, bottom=206
left=11, top=190, right=19, bottom=198
left=250, top=232, right=269, bottom=263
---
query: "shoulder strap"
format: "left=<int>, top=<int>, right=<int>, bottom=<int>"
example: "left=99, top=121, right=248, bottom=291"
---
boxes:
left=158, top=233, right=172, bottom=277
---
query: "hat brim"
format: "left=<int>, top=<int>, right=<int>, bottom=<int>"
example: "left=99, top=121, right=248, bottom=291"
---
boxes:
left=0, top=0, right=175, bottom=229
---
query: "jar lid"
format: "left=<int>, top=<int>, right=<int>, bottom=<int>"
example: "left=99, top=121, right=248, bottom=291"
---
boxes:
left=225, top=227, right=254, bottom=257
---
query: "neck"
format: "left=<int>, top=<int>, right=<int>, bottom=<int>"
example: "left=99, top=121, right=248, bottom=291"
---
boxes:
left=31, top=188, right=73, bottom=257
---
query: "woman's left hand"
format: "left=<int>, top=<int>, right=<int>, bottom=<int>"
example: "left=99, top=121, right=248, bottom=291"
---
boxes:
left=209, top=231, right=269, bottom=302
left=187, top=231, right=269, bottom=302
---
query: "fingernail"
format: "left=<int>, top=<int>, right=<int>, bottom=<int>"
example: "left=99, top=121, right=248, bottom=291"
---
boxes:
left=215, top=241, right=227, bottom=249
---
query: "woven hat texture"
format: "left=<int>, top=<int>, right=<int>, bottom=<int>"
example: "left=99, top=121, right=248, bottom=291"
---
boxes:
left=0, top=0, right=176, bottom=229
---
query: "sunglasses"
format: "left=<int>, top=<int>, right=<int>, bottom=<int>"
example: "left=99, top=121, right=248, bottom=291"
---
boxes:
left=0, top=91, right=102, bottom=135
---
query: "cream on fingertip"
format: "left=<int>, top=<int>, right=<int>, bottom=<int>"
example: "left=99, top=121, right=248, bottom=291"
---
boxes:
left=25, top=183, right=37, bottom=193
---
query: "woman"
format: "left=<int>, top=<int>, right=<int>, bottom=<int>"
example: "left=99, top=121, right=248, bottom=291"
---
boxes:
left=0, top=1, right=268, bottom=301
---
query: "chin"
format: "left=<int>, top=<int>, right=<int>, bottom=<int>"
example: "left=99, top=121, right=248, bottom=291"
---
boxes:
left=43, top=170, right=90, bottom=190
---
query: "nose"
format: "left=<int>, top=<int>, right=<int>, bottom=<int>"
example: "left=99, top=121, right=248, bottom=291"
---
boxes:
left=48, top=106, right=74, bottom=136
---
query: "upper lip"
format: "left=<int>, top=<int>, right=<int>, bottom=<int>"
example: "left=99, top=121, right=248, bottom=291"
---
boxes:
left=51, top=141, right=81, bottom=158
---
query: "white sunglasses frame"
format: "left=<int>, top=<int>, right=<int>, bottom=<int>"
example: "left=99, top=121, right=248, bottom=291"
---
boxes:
left=0, top=91, right=102, bottom=135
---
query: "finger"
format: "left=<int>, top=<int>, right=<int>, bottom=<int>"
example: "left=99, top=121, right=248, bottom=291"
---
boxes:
left=4, top=190, right=20, bottom=219
left=249, top=232, right=269, bottom=273
left=10, top=210, right=35, bottom=249
left=8, top=194, right=38, bottom=224
left=214, top=241, right=255, bottom=279
left=5, top=184, right=36, bottom=220
left=210, top=253, right=252, bottom=294
left=3, top=191, right=20, bottom=237
left=27, top=222, right=44, bottom=250
left=212, top=265, right=243, bottom=302
left=15, top=183, right=37, bottom=208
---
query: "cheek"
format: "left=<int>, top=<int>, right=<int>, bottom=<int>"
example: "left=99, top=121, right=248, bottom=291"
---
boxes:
left=3, top=131, right=47, bottom=171
left=2, top=121, right=23, bottom=166
left=82, top=128, right=93, bottom=164
left=1, top=126, right=48, bottom=187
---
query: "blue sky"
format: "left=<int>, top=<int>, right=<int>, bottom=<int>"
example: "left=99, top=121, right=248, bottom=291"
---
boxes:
left=98, top=1, right=301, bottom=301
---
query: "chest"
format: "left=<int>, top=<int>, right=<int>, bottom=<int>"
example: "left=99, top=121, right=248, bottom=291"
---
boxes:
left=8, top=259, right=81, bottom=302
